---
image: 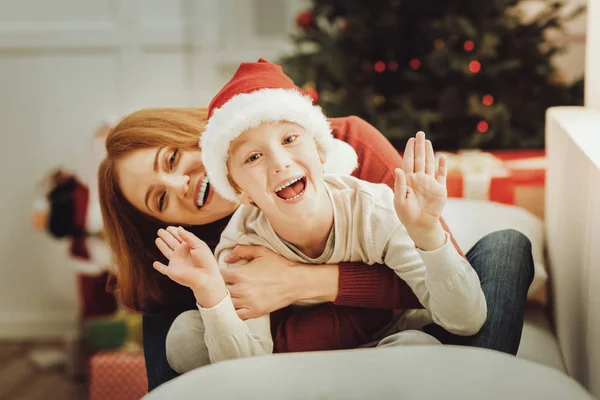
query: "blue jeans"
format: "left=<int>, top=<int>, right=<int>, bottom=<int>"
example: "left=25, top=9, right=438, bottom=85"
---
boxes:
left=424, top=229, right=534, bottom=354
left=143, top=229, right=534, bottom=391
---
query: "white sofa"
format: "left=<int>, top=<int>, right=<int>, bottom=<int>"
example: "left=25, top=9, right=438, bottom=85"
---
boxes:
left=145, top=107, right=600, bottom=399
left=444, top=107, right=600, bottom=397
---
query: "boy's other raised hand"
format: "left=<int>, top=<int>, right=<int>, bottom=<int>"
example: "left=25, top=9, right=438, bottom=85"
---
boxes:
left=393, top=131, right=448, bottom=249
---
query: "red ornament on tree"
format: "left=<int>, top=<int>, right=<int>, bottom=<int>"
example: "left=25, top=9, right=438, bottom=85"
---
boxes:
left=388, top=60, right=398, bottom=71
left=464, top=40, right=475, bottom=52
left=482, top=94, right=494, bottom=106
left=303, top=86, right=319, bottom=103
left=477, top=121, right=489, bottom=133
left=374, top=61, right=386, bottom=73
left=296, top=10, right=313, bottom=30
left=469, top=60, right=481, bottom=73
left=409, top=58, right=421, bottom=70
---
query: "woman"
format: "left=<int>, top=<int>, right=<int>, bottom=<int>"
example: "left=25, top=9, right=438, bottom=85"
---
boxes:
left=98, top=108, right=534, bottom=391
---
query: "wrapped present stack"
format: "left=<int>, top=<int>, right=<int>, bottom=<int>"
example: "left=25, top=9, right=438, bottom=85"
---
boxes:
left=440, top=150, right=546, bottom=219
left=85, top=309, right=148, bottom=399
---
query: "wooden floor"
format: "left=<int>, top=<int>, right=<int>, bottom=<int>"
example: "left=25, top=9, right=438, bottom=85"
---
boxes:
left=0, top=342, right=85, bottom=400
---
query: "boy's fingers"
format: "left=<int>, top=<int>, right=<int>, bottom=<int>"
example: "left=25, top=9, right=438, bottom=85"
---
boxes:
left=425, top=140, right=435, bottom=176
left=414, top=131, right=426, bottom=173
left=394, top=168, right=407, bottom=206
left=177, top=226, right=208, bottom=249
left=166, top=226, right=183, bottom=243
left=155, top=238, right=174, bottom=259
left=153, top=261, right=168, bottom=275
left=157, top=228, right=180, bottom=250
left=173, top=241, right=190, bottom=259
left=436, top=155, right=448, bottom=185
left=403, top=137, right=415, bottom=174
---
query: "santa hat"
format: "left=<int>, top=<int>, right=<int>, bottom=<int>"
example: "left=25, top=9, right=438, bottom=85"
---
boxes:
left=200, top=58, right=339, bottom=203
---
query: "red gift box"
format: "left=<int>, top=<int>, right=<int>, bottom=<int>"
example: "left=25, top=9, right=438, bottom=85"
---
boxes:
left=444, top=150, right=546, bottom=218
left=88, top=351, right=147, bottom=400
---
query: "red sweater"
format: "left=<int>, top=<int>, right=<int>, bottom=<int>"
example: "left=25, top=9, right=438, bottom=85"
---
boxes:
left=271, top=116, right=464, bottom=353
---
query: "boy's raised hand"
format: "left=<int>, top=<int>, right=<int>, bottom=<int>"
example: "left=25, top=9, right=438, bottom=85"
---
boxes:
left=154, top=227, right=226, bottom=308
left=393, top=131, right=448, bottom=235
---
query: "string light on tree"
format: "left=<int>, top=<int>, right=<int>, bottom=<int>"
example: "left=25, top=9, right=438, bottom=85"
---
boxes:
left=477, top=121, right=489, bottom=133
left=371, top=95, right=386, bottom=107
left=409, top=58, right=421, bottom=70
left=464, top=40, right=475, bottom=52
left=434, top=39, right=444, bottom=49
left=337, top=19, right=350, bottom=32
left=469, top=60, right=481, bottom=73
left=482, top=94, right=494, bottom=106
left=374, top=61, right=386, bottom=73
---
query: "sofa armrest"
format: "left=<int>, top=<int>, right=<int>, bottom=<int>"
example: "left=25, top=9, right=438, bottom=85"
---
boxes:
left=545, top=106, right=600, bottom=395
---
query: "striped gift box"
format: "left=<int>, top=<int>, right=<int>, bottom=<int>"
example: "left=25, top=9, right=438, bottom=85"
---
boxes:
left=441, top=150, right=546, bottom=219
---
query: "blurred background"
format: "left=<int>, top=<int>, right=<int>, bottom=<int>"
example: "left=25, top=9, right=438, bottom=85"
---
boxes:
left=0, top=0, right=588, bottom=398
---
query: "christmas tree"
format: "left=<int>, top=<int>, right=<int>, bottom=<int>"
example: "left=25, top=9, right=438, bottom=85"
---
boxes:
left=281, top=0, right=585, bottom=150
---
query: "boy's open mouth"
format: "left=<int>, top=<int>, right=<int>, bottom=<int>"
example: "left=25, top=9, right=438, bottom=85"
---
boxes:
left=274, top=176, right=306, bottom=201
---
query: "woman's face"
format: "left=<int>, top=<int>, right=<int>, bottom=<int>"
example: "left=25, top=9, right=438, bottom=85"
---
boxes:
left=117, top=147, right=238, bottom=225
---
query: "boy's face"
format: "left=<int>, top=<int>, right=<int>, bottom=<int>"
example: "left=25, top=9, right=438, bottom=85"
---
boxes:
left=227, top=121, right=327, bottom=222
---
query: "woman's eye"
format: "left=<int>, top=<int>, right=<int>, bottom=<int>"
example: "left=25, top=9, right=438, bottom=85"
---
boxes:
left=158, top=192, right=166, bottom=211
left=169, top=149, right=179, bottom=169
left=246, top=153, right=262, bottom=163
left=283, top=135, right=298, bottom=145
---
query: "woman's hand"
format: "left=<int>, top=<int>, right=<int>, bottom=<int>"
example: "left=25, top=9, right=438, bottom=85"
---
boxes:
left=154, top=226, right=227, bottom=308
left=221, top=246, right=302, bottom=319
left=221, top=246, right=339, bottom=319
left=394, top=131, right=448, bottom=251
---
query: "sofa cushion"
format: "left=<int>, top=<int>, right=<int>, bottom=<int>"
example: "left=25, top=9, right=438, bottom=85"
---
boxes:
left=442, top=198, right=547, bottom=301
left=519, top=304, right=565, bottom=372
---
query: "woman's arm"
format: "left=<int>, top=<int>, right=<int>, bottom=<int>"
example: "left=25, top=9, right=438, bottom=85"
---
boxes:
left=222, top=246, right=423, bottom=318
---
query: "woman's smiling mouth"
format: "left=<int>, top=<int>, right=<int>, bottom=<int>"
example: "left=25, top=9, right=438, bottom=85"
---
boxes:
left=196, top=175, right=211, bottom=208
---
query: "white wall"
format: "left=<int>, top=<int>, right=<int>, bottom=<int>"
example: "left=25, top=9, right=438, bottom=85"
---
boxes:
left=0, top=0, right=587, bottom=339
left=0, top=0, right=304, bottom=339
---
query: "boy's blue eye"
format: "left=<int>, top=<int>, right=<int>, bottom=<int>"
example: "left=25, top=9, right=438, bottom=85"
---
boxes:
left=283, top=135, right=298, bottom=144
left=247, top=153, right=262, bottom=163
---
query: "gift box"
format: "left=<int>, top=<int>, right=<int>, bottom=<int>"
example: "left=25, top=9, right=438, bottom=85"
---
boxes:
left=84, top=311, right=143, bottom=352
left=442, top=150, right=546, bottom=219
left=88, top=351, right=148, bottom=400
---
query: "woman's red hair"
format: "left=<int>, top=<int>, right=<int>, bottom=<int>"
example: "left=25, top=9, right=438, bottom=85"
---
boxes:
left=98, top=108, right=208, bottom=312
